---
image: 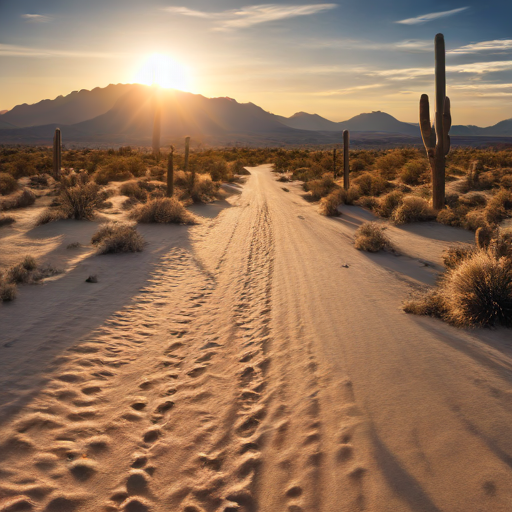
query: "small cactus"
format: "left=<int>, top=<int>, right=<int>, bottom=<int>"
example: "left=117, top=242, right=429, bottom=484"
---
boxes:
left=343, top=130, right=350, bottom=191
left=419, top=33, right=451, bottom=210
left=167, top=146, right=174, bottom=198
left=53, top=128, right=61, bottom=179
left=475, top=225, right=492, bottom=250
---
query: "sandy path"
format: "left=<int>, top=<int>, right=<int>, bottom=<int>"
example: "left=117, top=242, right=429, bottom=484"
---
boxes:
left=1, top=165, right=512, bottom=512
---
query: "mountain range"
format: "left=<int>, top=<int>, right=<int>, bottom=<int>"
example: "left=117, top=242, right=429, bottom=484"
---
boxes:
left=1, top=84, right=511, bottom=147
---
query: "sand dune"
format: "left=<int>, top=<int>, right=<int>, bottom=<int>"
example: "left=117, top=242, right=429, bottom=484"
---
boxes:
left=1, top=166, right=512, bottom=512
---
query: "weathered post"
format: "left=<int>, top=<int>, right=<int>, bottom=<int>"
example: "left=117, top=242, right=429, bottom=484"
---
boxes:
left=167, top=146, right=174, bottom=197
left=343, top=130, right=350, bottom=191
left=53, top=128, right=61, bottom=179
left=419, top=33, right=451, bottom=210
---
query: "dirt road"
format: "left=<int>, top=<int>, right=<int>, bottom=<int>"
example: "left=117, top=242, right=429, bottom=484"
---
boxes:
left=1, top=165, right=512, bottom=512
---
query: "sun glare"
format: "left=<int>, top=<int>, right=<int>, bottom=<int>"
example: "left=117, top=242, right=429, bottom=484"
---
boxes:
left=134, top=53, right=189, bottom=90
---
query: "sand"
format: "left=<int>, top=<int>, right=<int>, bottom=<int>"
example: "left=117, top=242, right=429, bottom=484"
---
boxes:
left=1, top=165, right=512, bottom=512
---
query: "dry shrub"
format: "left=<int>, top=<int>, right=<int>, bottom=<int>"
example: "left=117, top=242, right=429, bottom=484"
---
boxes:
left=4, top=255, right=59, bottom=285
left=92, top=222, right=145, bottom=254
left=376, top=190, right=403, bottom=218
left=129, top=197, right=196, bottom=224
left=59, top=182, right=100, bottom=220
left=357, top=195, right=378, bottom=210
left=0, top=280, right=17, bottom=301
left=0, top=215, right=15, bottom=227
left=320, top=188, right=344, bottom=216
left=354, top=222, right=391, bottom=252
left=484, top=189, right=512, bottom=225
left=0, top=172, right=18, bottom=195
left=392, top=196, right=435, bottom=225
left=375, top=152, right=406, bottom=179
left=501, top=174, right=512, bottom=189
left=1, top=188, right=36, bottom=210
left=443, top=246, right=475, bottom=269
left=190, top=175, right=219, bottom=203
left=352, top=173, right=388, bottom=196
left=304, top=175, right=337, bottom=200
left=400, top=160, right=427, bottom=185
left=462, top=210, right=487, bottom=231
left=36, top=208, right=68, bottom=226
left=436, top=208, right=460, bottom=227
left=120, top=182, right=148, bottom=201
left=208, top=160, right=232, bottom=182
left=403, top=289, right=445, bottom=318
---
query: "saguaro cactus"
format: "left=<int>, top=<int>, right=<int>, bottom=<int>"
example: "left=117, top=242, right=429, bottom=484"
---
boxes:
left=167, top=146, right=174, bottom=197
left=343, top=130, right=350, bottom=191
left=152, top=97, right=161, bottom=157
left=419, top=33, right=451, bottom=210
left=184, top=136, right=190, bottom=172
left=333, top=148, right=337, bottom=178
left=53, top=128, right=61, bottom=179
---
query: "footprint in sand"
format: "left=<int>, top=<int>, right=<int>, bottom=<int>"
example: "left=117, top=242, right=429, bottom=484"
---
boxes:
left=143, top=428, right=161, bottom=444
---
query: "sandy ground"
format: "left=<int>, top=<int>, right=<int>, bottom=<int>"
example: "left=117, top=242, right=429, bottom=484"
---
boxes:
left=1, top=165, right=512, bottom=512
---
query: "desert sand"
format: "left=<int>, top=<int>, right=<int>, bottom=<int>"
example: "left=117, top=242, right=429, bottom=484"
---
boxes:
left=1, top=165, right=512, bottom=512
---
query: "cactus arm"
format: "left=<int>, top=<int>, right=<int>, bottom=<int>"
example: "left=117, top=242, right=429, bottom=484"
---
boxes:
left=443, top=96, right=451, bottom=155
left=419, top=94, right=434, bottom=150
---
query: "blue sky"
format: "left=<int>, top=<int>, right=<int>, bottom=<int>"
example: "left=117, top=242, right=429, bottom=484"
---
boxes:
left=1, top=0, right=511, bottom=125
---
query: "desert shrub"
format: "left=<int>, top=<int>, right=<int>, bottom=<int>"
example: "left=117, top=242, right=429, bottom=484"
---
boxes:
left=375, top=152, right=406, bottom=179
left=354, top=222, right=391, bottom=252
left=350, top=158, right=366, bottom=172
left=208, top=160, right=231, bottom=182
left=0, top=188, right=36, bottom=211
left=173, top=170, right=190, bottom=188
left=229, top=160, right=248, bottom=175
left=357, top=195, right=378, bottom=210
left=29, top=174, right=50, bottom=187
left=0, top=280, right=17, bottom=301
left=501, top=174, right=512, bottom=189
left=0, top=215, right=15, bottom=227
left=320, top=188, right=345, bottom=216
left=392, top=196, right=436, bottom=225
left=120, top=182, right=148, bottom=201
left=443, top=246, right=475, bottom=269
left=344, top=186, right=361, bottom=205
left=190, top=175, right=219, bottom=203
left=352, top=173, right=388, bottom=197
left=462, top=210, right=487, bottom=231
left=4, top=255, right=59, bottom=285
left=305, top=175, right=337, bottom=200
left=484, top=189, right=512, bottom=225
left=400, top=160, right=427, bottom=186
left=0, top=172, right=18, bottom=195
left=445, top=194, right=460, bottom=208
left=36, top=208, right=68, bottom=226
left=436, top=208, right=460, bottom=227
left=94, top=162, right=134, bottom=185
left=59, top=183, right=100, bottom=220
left=376, top=190, right=403, bottom=218
left=92, top=222, right=145, bottom=254
left=403, top=289, right=445, bottom=317
left=129, top=197, right=196, bottom=224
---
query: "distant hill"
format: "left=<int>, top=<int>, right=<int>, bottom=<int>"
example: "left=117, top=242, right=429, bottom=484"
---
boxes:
left=1, top=84, right=135, bottom=128
left=0, top=84, right=511, bottom=147
left=0, top=110, right=8, bottom=116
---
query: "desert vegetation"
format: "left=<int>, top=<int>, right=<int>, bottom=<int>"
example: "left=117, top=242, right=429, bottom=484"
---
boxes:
left=91, top=222, right=145, bottom=254
left=354, top=222, right=392, bottom=252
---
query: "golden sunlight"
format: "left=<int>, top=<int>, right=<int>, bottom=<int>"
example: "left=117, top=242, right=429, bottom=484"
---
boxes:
left=133, top=53, right=189, bottom=90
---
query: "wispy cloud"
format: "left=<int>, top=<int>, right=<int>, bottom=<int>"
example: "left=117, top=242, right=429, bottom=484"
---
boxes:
left=302, top=38, right=432, bottom=52
left=396, top=7, right=469, bottom=25
left=312, top=84, right=384, bottom=96
left=0, top=44, right=118, bottom=58
left=21, top=14, right=51, bottom=23
left=164, top=4, right=338, bottom=30
left=449, top=39, right=512, bottom=54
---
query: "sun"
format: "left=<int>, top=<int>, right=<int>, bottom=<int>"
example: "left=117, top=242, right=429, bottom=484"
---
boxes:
left=134, top=53, right=189, bottom=90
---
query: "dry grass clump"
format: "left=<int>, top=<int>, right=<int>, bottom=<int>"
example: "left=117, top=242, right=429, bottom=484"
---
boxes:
left=92, top=222, right=145, bottom=254
left=0, top=172, right=18, bottom=195
left=190, top=175, right=219, bottom=203
left=129, top=197, right=196, bottom=224
left=406, top=229, right=512, bottom=327
left=0, top=188, right=36, bottom=211
left=320, top=189, right=344, bottom=216
left=375, top=152, right=406, bottom=179
left=352, top=173, right=388, bottom=196
left=375, top=190, right=404, bottom=218
left=392, top=196, right=436, bottom=225
left=484, top=189, right=512, bottom=225
left=354, top=222, right=391, bottom=252
left=120, top=181, right=148, bottom=201
left=304, top=175, right=337, bottom=200
left=59, top=182, right=100, bottom=220
left=36, top=208, right=68, bottom=226
left=400, top=160, right=428, bottom=186
left=0, top=256, right=60, bottom=301
left=0, top=215, right=16, bottom=227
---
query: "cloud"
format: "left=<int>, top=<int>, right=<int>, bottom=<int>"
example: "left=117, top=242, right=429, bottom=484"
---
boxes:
left=164, top=4, right=338, bottom=30
left=396, top=7, right=469, bottom=25
left=21, top=14, right=51, bottom=22
left=449, top=39, right=512, bottom=54
left=312, top=84, right=384, bottom=96
left=302, top=38, right=432, bottom=52
left=0, top=44, right=118, bottom=58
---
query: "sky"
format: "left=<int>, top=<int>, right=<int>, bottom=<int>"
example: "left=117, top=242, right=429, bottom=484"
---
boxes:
left=1, top=0, right=512, bottom=126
